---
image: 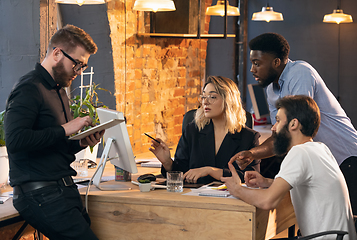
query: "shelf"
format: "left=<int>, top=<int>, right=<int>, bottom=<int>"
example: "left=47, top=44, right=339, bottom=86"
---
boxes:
left=136, top=33, right=236, bottom=38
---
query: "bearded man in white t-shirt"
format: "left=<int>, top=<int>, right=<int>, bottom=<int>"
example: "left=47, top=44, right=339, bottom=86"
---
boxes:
left=222, top=95, right=356, bottom=239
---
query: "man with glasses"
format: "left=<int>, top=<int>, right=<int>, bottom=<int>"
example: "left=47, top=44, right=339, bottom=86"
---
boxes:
left=4, top=24, right=102, bottom=240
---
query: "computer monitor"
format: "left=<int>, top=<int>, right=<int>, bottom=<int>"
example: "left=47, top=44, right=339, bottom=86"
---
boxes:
left=91, top=107, right=138, bottom=190
left=0, top=148, right=9, bottom=187
left=247, top=84, right=270, bottom=120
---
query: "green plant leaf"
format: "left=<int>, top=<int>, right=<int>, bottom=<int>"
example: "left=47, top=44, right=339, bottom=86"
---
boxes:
left=138, top=179, right=151, bottom=183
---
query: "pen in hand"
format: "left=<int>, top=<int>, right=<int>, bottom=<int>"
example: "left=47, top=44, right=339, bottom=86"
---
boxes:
left=144, top=133, right=160, bottom=144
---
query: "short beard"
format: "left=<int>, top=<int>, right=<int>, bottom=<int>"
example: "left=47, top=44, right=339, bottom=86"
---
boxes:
left=273, top=123, right=291, bottom=156
left=258, top=67, right=279, bottom=88
left=52, top=61, right=72, bottom=88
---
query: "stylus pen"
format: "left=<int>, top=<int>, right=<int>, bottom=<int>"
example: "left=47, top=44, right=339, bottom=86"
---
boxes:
left=144, top=133, right=160, bottom=143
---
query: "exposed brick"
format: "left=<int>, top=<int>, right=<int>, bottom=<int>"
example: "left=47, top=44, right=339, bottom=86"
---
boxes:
left=174, top=106, right=185, bottom=116
left=174, top=88, right=185, bottom=97
left=107, top=0, right=210, bottom=155
left=135, top=58, right=143, bottom=69
left=174, top=125, right=182, bottom=136
left=146, top=58, right=157, bottom=69
left=178, top=68, right=186, bottom=78
left=134, top=69, right=142, bottom=79
left=142, top=92, right=149, bottom=102
left=174, top=115, right=183, bottom=126
left=127, top=81, right=135, bottom=92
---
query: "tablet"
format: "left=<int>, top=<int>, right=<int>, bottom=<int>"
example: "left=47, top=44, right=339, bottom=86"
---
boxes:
left=69, top=118, right=122, bottom=140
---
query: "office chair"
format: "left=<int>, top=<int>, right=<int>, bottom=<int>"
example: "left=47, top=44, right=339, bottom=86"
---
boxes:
left=182, top=109, right=253, bottom=133
left=272, top=230, right=348, bottom=240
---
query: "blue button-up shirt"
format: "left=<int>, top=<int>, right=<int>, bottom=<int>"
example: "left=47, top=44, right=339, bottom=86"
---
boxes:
left=266, top=59, right=357, bottom=165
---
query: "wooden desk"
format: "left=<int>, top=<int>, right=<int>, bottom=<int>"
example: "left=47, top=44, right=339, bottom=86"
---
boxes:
left=1, top=151, right=296, bottom=240
left=80, top=163, right=296, bottom=240
left=0, top=198, right=23, bottom=227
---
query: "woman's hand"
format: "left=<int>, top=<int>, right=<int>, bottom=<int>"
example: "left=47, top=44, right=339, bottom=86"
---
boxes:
left=183, top=167, right=223, bottom=183
left=149, top=138, right=173, bottom=171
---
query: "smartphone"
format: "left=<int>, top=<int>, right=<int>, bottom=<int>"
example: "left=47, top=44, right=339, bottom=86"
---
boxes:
left=144, top=133, right=160, bottom=143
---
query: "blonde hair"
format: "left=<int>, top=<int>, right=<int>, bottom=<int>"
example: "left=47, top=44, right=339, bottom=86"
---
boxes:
left=195, top=76, right=246, bottom=134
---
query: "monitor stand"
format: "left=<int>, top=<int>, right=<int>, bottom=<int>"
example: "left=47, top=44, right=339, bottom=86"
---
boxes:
left=91, top=137, right=131, bottom=191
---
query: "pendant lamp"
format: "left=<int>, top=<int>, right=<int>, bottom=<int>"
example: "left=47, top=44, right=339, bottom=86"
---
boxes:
left=252, top=3, right=283, bottom=22
left=323, top=0, right=353, bottom=24
left=133, top=0, right=176, bottom=12
left=323, top=9, right=353, bottom=24
left=206, top=0, right=240, bottom=17
left=55, top=0, right=105, bottom=6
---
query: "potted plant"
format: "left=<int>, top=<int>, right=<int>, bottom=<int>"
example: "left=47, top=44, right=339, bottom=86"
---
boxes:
left=70, top=82, right=110, bottom=127
left=69, top=83, right=110, bottom=162
left=138, top=179, right=152, bottom=192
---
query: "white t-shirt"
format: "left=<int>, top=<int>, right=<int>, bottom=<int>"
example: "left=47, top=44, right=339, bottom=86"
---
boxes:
left=275, top=142, right=356, bottom=239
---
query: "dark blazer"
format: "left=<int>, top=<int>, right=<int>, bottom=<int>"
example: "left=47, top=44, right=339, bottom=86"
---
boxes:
left=162, top=121, right=261, bottom=184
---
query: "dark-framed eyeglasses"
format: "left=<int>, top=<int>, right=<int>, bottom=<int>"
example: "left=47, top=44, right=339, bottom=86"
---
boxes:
left=198, top=94, right=219, bottom=104
left=53, top=47, right=88, bottom=72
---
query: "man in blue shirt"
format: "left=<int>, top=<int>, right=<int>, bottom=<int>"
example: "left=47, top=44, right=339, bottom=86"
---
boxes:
left=230, top=33, right=357, bottom=220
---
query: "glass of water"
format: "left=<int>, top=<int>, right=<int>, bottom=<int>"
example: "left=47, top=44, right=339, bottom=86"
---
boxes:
left=166, top=171, right=183, bottom=192
left=71, top=159, right=88, bottom=177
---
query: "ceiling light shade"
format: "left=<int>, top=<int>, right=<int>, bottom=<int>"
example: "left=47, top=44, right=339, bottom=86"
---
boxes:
left=206, top=0, right=240, bottom=17
left=252, top=6, right=283, bottom=22
left=55, top=0, right=105, bottom=6
left=133, top=0, right=176, bottom=12
left=323, top=9, right=353, bottom=24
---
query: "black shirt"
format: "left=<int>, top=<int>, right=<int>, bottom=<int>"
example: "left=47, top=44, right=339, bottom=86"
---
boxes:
left=162, top=121, right=260, bottom=184
left=5, top=63, right=83, bottom=186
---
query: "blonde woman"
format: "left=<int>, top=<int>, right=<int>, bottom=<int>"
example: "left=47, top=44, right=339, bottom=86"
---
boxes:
left=150, top=76, right=260, bottom=184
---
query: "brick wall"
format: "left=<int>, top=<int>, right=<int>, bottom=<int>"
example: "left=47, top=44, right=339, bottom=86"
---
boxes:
left=106, top=0, right=212, bottom=155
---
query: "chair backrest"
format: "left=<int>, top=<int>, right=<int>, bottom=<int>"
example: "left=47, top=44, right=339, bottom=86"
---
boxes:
left=182, top=109, right=253, bottom=133
left=296, top=230, right=348, bottom=240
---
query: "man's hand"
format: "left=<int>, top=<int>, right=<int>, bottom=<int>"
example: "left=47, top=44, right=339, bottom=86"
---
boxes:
left=79, top=130, right=105, bottom=147
left=221, top=163, right=242, bottom=198
left=229, top=150, right=255, bottom=170
left=183, top=167, right=211, bottom=183
left=244, top=171, right=272, bottom=188
left=62, top=116, right=93, bottom=136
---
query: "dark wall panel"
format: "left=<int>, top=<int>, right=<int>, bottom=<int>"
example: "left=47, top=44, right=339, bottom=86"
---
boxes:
left=0, top=0, right=41, bottom=111
left=59, top=4, right=116, bottom=111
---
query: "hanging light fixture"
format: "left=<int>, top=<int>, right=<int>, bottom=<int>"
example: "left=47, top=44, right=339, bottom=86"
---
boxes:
left=323, top=0, right=353, bottom=24
left=133, top=0, right=176, bottom=12
left=252, top=3, right=283, bottom=22
left=55, top=0, right=105, bottom=6
left=206, top=0, right=240, bottom=17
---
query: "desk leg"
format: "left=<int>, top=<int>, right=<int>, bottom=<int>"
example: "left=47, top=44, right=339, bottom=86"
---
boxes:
left=12, top=221, right=29, bottom=240
left=35, top=229, right=43, bottom=240
left=288, top=225, right=295, bottom=238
